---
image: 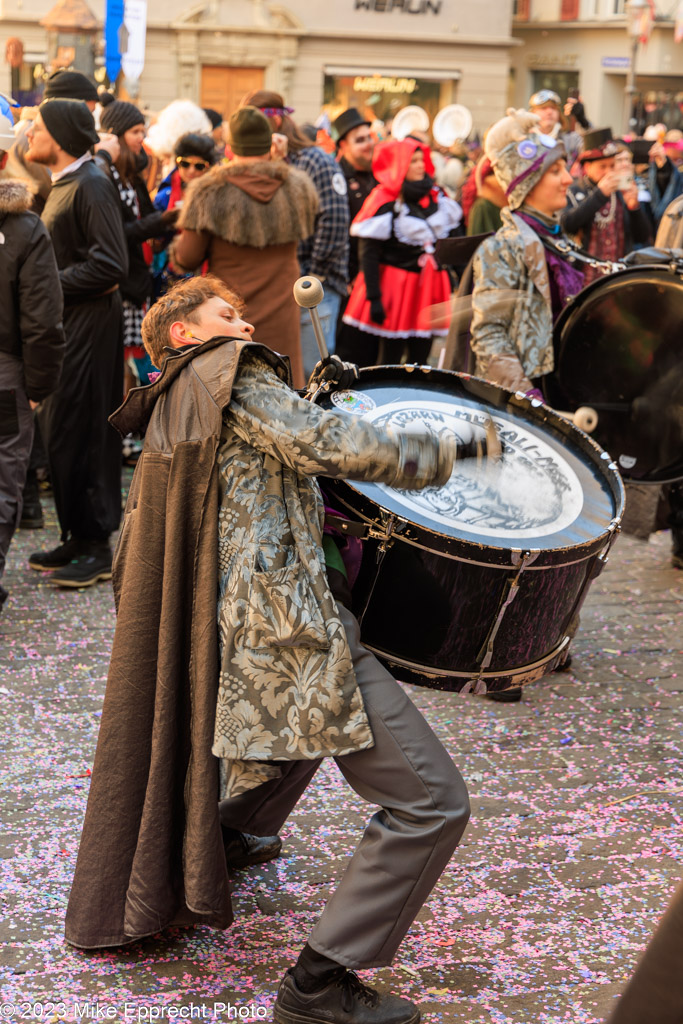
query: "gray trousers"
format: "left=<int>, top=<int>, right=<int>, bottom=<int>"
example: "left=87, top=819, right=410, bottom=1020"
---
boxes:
left=0, top=352, right=34, bottom=582
left=219, top=602, right=470, bottom=969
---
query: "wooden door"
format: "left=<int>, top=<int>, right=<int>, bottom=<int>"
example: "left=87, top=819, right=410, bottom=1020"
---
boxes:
left=200, top=65, right=264, bottom=120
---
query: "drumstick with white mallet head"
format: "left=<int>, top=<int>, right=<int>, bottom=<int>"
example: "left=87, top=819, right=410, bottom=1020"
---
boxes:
left=556, top=407, right=599, bottom=433
left=293, top=276, right=330, bottom=361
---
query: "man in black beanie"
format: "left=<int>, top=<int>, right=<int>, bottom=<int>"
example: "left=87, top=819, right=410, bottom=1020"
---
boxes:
left=43, top=69, right=98, bottom=110
left=26, top=99, right=128, bottom=587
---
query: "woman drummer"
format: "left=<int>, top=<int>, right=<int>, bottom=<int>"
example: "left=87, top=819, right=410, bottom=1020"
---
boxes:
left=469, top=109, right=586, bottom=697
left=469, top=108, right=584, bottom=399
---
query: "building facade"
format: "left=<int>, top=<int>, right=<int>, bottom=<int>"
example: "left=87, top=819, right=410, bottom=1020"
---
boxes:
left=1, top=0, right=516, bottom=136
left=511, top=0, right=683, bottom=134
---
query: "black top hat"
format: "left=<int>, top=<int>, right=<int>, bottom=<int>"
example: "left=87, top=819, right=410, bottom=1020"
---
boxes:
left=580, top=127, right=618, bottom=161
left=627, top=138, right=652, bottom=164
left=332, top=108, right=370, bottom=144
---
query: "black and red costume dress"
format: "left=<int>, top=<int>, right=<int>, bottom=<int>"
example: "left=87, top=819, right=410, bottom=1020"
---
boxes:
left=340, top=138, right=462, bottom=366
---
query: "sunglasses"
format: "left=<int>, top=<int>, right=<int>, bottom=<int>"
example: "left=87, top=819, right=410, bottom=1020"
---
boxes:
left=176, top=157, right=209, bottom=171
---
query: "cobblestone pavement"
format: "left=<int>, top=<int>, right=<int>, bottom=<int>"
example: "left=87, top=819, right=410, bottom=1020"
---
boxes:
left=1, top=491, right=682, bottom=1024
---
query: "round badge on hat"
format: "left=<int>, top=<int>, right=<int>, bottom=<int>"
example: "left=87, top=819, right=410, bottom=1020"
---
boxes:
left=517, top=140, right=537, bottom=159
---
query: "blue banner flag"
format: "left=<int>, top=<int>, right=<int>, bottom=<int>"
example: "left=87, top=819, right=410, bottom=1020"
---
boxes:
left=105, top=0, right=125, bottom=84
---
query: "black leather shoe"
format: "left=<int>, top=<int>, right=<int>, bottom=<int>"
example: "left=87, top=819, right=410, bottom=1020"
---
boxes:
left=28, top=537, right=83, bottom=571
left=19, top=499, right=44, bottom=529
left=274, top=969, right=420, bottom=1024
left=221, top=827, right=282, bottom=870
left=485, top=686, right=522, bottom=703
left=672, top=528, right=683, bottom=569
left=19, top=471, right=44, bottom=529
left=49, top=544, right=112, bottom=588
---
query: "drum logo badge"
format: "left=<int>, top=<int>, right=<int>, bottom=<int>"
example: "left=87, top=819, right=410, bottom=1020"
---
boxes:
left=331, top=390, right=377, bottom=416
left=362, top=400, right=585, bottom=541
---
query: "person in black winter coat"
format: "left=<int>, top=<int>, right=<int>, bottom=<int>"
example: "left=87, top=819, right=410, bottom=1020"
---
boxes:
left=0, top=127, right=65, bottom=612
left=25, top=99, right=128, bottom=589
left=96, top=97, right=179, bottom=388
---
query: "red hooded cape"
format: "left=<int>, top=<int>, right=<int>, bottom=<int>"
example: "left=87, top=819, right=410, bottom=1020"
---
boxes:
left=352, top=137, right=438, bottom=224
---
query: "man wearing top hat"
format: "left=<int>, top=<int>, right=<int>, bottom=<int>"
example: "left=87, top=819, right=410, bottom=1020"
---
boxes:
left=561, top=127, right=651, bottom=284
left=332, top=108, right=377, bottom=283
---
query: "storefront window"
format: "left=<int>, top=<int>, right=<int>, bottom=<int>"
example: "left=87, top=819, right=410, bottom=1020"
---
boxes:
left=630, top=84, right=683, bottom=133
left=11, top=63, right=44, bottom=107
left=323, top=73, right=455, bottom=129
left=530, top=70, right=579, bottom=105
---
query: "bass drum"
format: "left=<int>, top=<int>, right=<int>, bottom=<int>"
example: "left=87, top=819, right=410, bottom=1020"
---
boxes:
left=318, top=366, right=624, bottom=694
left=545, top=265, right=683, bottom=484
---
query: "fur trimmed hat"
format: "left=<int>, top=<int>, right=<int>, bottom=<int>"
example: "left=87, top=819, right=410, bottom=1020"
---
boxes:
left=485, top=108, right=566, bottom=211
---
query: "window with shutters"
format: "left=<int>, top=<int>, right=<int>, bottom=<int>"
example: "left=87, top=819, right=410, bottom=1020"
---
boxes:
left=513, top=0, right=530, bottom=20
left=560, top=0, right=580, bottom=19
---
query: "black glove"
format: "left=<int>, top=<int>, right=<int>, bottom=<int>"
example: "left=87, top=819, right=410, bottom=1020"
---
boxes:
left=160, top=207, right=180, bottom=226
left=308, top=354, right=360, bottom=391
left=454, top=420, right=501, bottom=463
left=369, top=298, right=386, bottom=325
left=455, top=434, right=489, bottom=462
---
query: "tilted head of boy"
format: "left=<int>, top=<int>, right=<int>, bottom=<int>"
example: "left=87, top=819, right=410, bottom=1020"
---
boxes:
left=141, top=276, right=254, bottom=369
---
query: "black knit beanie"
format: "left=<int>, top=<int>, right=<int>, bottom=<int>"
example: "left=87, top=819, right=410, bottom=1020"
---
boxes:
left=228, top=106, right=272, bottom=156
left=39, top=98, right=99, bottom=158
left=203, top=107, right=223, bottom=130
left=43, top=69, right=98, bottom=103
left=100, top=100, right=145, bottom=137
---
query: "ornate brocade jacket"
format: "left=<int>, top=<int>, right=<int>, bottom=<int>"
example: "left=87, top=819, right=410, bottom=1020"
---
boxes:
left=214, top=352, right=450, bottom=797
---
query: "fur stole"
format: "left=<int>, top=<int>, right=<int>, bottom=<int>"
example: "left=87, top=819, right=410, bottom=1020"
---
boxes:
left=178, top=160, right=319, bottom=249
left=0, top=178, right=33, bottom=214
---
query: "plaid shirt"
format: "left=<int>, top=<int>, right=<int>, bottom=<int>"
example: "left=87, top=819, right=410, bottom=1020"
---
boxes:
left=291, top=146, right=349, bottom=297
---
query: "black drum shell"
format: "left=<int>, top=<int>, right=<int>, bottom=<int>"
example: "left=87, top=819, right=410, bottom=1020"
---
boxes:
left=317, top=365, right=624, bottom=692
left=547, top=265, right=683, bottom=484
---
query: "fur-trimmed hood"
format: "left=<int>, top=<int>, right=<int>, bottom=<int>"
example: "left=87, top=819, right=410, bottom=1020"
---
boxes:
left=0, top=177, right=33, bottom=214
left=178, top=159, right=319, bottom=248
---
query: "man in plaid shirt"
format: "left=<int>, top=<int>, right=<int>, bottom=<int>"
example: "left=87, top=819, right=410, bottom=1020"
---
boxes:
left=242, top=90, right=350, bottom=377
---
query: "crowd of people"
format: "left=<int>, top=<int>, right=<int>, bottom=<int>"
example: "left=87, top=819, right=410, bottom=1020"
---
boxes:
left=2, top=74, right=683, bottom=603
left=1, top=69, right=682, bottom=1024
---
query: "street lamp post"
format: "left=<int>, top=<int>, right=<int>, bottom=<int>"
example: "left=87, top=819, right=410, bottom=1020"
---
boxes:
left=623, top=0, right=652, bottom=136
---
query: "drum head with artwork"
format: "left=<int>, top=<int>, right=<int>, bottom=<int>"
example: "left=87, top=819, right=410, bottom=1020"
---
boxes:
left=548, top=266, right=683, bottom=483
left=320, top=367, right=621, bottom=561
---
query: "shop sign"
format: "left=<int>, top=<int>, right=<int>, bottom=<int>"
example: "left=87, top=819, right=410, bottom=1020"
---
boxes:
left=527, top=53, right=579, bottom=68
left=601, top=56, right=631, bottom=68
left=354, top=75, right=417, bottom=93
left=354, top=0, right=443, bottom=12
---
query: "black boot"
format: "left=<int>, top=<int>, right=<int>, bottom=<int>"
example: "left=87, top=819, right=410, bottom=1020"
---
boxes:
left=274, top=969, right=420, bottom=1024
left=221, top=826, right=282, bottom=869
left=28, top=536, right=83, bottom=572
left=672, top=529, right=683, bottom=570
left=19, top=470, right=44, bottom=530
left=49, top=540, right=112, bottom=589
left=0, top=583, right=8, bottom=615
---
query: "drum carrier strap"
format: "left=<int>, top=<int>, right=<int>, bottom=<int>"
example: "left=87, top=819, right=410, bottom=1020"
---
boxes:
left=538, top=233, right=625, bottom=276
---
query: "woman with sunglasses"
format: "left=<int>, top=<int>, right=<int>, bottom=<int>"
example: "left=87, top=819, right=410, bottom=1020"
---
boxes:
left=152, top=133, right=216, bottom=297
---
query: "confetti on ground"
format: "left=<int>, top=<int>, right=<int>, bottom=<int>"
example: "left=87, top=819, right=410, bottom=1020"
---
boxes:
left=1, top=480, right=682, bottom=1023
